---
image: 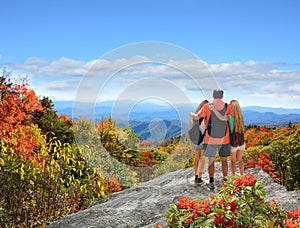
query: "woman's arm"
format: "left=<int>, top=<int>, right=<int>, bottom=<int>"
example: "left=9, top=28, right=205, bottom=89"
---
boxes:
left=190, top=112, right=200, bottom=120
left=209, top=104, right=229, bottom=121
left=189, top=117, right=194, bottom=129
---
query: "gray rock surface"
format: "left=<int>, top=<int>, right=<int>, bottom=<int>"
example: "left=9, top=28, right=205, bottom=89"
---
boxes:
left=47, top=164, right=300, bottom=228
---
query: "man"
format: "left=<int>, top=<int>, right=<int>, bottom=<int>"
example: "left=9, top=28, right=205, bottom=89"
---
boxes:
left=190, top=89, right=233, bottom=189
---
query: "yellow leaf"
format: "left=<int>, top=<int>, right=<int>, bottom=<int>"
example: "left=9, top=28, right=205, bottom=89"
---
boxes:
left=0, top=158, right=4, bottom=166
left=29, top=180, right=34, bottom=186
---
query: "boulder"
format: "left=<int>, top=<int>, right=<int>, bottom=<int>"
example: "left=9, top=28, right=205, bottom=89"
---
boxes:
left=47, top=163, right=300, bottom=228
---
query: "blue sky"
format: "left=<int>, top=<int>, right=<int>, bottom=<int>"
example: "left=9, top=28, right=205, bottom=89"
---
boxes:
left=1, top=0, right=300, bottom=108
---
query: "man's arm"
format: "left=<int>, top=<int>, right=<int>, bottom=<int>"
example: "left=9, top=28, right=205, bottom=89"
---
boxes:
left=226, top=103, right=234, bottom=116
left=210, top=104, right=229, bottom=121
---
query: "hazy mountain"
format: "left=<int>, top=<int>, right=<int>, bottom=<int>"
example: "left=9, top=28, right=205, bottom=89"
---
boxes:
left=242, top=106, right=300, bottom=115
left=54, top=100, right=300, bottom=140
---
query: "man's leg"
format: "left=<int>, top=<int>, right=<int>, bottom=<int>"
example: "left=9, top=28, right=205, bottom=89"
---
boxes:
left=219, top=144, right=231, bottom=180
left=207, top=157, right=215, bottom=182
left=220, top=156, right=228, bottom=178
left=204, top=144, right=217, bottom=189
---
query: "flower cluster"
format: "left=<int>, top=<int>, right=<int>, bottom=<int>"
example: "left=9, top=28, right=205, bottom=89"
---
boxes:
left=285, top=208, right=300, bottom=228
left=161, top=173, right=300, bottom=227
left=233, top=172, right=256, bottom=186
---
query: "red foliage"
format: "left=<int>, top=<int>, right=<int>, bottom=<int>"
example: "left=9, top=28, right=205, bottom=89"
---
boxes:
left=246, top=152, right=279, bottom=182
left=284, top=209, right=300, bottom=228
left=177, top=194, right=238, bottom=227
left=234, top=173, right=256, bottom=187
left=287, top=208, right=300, bottom=220
left=0, top=67, right=44, bottom=163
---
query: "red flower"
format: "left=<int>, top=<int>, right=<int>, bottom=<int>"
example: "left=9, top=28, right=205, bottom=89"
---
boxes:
left=228, top=200, right=237, bottom=212
left=213, top=213, right=223, bottom=225
left=270, top=199, right=278, bottom=207
left=234, top=173, right=256, bottom=187
left=224, top=220, right=234, bottom=227
left=218, top=198, right=226, bottom=206
left=177, top=196, right=190, bottom=209
left=200, top=201, right=210, bottom=215
left=155, top=222, right=162, bottom=228
left=284, top=219, right=299, bottom=228
left=288, top=208, right=300, bottom=219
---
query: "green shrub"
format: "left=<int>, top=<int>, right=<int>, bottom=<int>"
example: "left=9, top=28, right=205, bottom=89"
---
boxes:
left=159, top=174, right=300, bottom=227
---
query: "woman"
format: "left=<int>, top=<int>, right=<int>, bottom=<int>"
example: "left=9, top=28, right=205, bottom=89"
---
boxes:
left=210, top=100, right=245, bottom=175
left=189, top=100, right=209, bottom=184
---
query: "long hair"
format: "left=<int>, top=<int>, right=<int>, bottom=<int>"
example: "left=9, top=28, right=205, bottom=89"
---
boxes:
left=230, top=100, right=244, bottom=133
left=195, top=100, right=209, bottom=113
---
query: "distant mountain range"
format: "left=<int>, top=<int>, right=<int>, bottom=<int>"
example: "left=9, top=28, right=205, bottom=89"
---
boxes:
left=54, top=100, right=300, bottom=141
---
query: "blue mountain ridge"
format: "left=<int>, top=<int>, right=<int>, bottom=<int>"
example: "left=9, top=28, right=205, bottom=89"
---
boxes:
left=54, top=100, right=300, bottom=141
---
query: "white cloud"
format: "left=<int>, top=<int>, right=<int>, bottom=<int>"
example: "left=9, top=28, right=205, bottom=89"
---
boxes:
left=40, top=57, right=86, bottom=77
left=289, top=84, right=300, bottom=93
left=24, top=57, right=47, bottom=66
left=4, top=56, right=300, bottom=107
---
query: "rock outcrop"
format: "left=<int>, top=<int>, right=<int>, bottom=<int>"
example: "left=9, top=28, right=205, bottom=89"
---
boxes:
left=47, top=164, right=300, bottom=228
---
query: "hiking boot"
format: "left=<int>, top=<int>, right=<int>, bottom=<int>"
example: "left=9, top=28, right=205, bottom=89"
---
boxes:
left=194, top=175, right=198, bottom=183
left=206, top=182, right=215, bottom=189
left=196, top=178, right=205, bottom=185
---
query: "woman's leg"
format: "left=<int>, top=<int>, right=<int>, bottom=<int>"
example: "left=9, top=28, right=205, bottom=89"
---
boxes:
left=236, top=149, right=244, bottom=175
left=194, top=149, right=201, bottom=180
left=197, top=150, right=205, bottom=179
left=230, top=151, right=237, bottom=175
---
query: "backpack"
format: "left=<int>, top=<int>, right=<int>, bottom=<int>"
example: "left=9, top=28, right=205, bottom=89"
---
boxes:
left=188, top=117, right=205, bottom=145
left=207, top=103, right=228, bottom=138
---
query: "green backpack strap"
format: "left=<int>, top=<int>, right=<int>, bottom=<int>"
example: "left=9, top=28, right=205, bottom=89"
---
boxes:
left=228, top=114, right=235, bottom=134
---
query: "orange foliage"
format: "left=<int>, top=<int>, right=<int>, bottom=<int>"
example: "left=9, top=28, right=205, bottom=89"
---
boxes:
left=0, top=67, right=44, bottom=163
left=104, top=175, right=122, bottom=194
left=140, top=151, right=158, bottom=167
left=96, top=116, right=114, bottom=130
left=59, top=114, right=73, bottom=125
left=140, top=141, right=152, bottom=147
left=245, top=126, right=274, bottom=148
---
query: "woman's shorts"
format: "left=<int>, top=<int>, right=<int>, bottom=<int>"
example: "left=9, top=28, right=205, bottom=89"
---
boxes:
left=231, top=143, right=246, bottom=153
left=193, top=144, right=204, bottom=150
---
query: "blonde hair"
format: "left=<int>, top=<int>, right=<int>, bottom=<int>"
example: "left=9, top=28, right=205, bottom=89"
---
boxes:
left=230, top=100, right=244, bottom=133
left=195, top=100, right=209, bottom=113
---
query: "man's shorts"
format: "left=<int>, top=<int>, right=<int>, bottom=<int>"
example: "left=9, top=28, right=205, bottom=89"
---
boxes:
left=203, top=144, right=231, bottom=157
left=193, top=143, right=204, bottom=150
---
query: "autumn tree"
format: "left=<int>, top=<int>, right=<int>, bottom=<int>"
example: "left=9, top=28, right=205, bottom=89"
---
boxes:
left=267, top=132, right=300, bottom=190
left=0, top=68, right=107, bottom=226
left=95, top=116, right=143, bottom=166
left=0, top=67, right=44, bottom=161
left=33, top=96, right=74, bottom=145
left=73, top=117, right=138, bottom=188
